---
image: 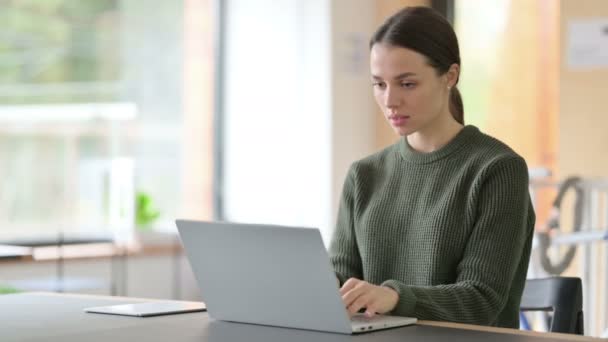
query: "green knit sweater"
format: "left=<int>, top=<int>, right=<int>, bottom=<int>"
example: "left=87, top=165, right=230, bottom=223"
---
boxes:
left=329, top=125, right=535, bottom=328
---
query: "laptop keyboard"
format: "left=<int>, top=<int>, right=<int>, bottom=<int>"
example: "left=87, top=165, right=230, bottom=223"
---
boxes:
left=350, top=314, right=380, bottom=323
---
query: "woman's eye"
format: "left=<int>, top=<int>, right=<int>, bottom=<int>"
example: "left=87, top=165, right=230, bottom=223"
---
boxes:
left=372, top=82, right=386, bottom=89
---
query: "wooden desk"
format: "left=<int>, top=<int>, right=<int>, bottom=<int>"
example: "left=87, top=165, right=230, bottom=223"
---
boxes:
left=0, top=244, right=32, bottom=261
left=0, top=235, right=182, bottom=265
left=0, top=292, right=601, bottom=342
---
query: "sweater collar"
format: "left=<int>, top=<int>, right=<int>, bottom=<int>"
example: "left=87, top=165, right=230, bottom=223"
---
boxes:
left=399, top=125, right=479, bottom=164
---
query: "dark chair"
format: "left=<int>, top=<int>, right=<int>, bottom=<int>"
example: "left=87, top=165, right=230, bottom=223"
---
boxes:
left=520, top=277, right=584, bottom=335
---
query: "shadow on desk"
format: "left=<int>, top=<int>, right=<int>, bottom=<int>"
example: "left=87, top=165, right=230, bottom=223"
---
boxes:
left=207, top=318, right=589, bottom=342
left=208, top=320, right=355, bottom=341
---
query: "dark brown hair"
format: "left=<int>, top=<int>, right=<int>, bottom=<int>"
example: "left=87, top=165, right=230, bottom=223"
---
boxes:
left=370, top=6, right=464, bottom=124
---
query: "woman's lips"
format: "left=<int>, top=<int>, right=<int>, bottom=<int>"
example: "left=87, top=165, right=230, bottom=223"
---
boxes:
left=389, top=115, right=410, bottom=126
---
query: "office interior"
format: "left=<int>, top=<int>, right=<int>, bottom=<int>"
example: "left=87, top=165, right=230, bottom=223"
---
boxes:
left=0, top=0, right=607, bottom=339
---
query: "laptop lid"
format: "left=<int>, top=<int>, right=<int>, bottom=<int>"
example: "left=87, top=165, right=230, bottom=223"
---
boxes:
left=176, top=220, right=353, bottom=334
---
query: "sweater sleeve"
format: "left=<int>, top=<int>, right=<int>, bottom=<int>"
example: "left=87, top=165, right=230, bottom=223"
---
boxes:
left=329, top=166, right=363, bottom=286
left=381, top=156, right=535, bottom=325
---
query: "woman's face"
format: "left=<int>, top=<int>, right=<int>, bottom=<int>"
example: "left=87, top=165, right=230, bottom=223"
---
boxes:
left=370, top=43, right=454, bottom=136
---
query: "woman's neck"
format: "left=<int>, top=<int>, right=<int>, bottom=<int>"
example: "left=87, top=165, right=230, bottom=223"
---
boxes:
left=407, top=114, right=464, bottom=153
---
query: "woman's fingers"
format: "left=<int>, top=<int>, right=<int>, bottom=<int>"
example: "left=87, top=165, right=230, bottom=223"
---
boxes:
left=340, top=280, right=399, bottom=318
left=339, top=277, right=360, bottom=295
left=342, top=279, right=376, bottom=316
left=340, top=278, right=365, bottom=308
left=347, top=293, right=371, bottom=315
left=364, top=305, right=378, bottom=318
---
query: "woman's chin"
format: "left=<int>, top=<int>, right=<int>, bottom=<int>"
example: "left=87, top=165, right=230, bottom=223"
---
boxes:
left=393, top=126, right=415, bottom=136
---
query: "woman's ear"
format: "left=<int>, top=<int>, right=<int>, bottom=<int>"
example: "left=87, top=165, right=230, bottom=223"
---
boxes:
left=446, top=63, right=460, bottom=88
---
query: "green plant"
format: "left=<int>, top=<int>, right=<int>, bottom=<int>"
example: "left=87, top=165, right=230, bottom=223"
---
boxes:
left=0, top=286, right=19, bottom=295
left=135, top=191, right=160, bottom=230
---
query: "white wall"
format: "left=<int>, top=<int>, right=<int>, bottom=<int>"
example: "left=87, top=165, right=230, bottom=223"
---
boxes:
left=330, top=0, right=377, bottom=236
left=223, top=0, right=333, bottom=240
left=223, top=0, right=377, bottom=244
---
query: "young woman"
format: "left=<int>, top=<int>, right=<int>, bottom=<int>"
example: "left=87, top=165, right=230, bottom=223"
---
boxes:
left=329, top=7, right=535, bottom=328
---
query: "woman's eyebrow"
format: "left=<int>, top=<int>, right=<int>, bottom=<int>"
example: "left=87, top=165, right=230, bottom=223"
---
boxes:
left=371, top=72, right=417, bottom=80
left=394, top=72, right=417, bottom=80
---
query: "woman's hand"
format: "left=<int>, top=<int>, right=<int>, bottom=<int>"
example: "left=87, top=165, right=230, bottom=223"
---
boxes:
left=340, top=278, right=399, bottom=318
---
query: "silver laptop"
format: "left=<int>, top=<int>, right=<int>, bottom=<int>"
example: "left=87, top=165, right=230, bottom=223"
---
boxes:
left=175, top=220, right=416, bottom=334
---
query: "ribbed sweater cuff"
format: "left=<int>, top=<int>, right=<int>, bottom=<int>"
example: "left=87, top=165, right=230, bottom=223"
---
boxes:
left=381, top=280, right=417, bottom=316
left=335, top=272, right=348, bottom=287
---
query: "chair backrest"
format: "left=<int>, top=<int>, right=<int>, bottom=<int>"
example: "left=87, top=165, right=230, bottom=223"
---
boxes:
left=520, top=277, right=584, bottom=335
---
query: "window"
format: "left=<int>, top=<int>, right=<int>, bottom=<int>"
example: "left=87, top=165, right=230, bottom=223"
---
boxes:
left=0, top=0, right=214, bottom=242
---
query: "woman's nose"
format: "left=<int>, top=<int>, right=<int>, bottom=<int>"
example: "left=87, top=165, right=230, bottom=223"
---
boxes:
left=384, top=87, right=401, bottom=108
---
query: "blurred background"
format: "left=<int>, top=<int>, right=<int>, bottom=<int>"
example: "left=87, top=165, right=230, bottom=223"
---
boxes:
left=0, top=0, right=607, bottom=337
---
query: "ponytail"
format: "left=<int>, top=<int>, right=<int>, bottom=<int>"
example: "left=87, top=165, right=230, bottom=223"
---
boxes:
left=449, top=86, right=464, bottom=124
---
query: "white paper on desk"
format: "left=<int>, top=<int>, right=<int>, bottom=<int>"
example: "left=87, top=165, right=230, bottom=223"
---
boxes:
left=567, top=18, right=608, bottom=69
left=85, top=301, right=206, bottom=317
